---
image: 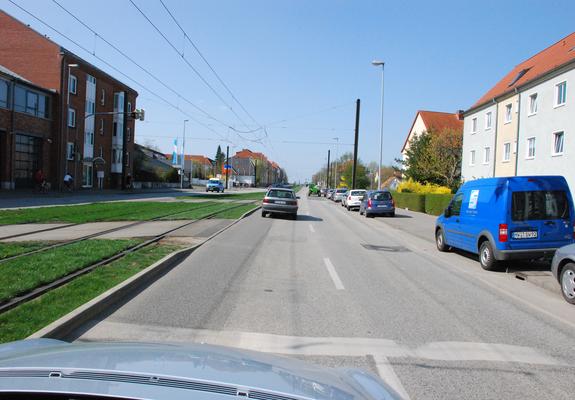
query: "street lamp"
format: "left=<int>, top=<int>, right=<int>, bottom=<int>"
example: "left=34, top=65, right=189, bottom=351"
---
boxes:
left=372, top=60, right=384, bottom=190
left=180, top=119, right=189, bottom=189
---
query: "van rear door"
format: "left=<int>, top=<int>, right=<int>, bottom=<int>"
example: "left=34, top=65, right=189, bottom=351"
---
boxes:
left=508, top=190, right=572, bottom=250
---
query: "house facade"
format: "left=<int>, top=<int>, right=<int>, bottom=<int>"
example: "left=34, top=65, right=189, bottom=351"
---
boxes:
left=0, top=10, right=138, bottom=190
left=462, top=32, right=575, bottom=191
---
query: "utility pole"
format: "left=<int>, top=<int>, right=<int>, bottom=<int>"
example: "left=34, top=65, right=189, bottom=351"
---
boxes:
left=225, top=145, right=229, bottom=189
left=352, top=99, right=361, bottom=189
left=180, top=119, right=188, bottom=189
left=326, top=149, right=331, bottom=189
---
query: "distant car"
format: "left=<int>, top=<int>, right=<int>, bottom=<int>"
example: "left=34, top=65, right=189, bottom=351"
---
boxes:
left=344, top=189, right=367, bottom=211
left=326, top=189, right=335, bottom=199
left=206, top=178, right=224, bottom=193
left=435, top=176, right=575, bottom=271
left=551, top=243, right=575, bottom=304
left=320, top=188, right=327, bottom=197
left=360, top=190, right=395, bottom=217
left=0, top=339, right=402, bottom=400
left=262, top=187, right=298, bottom=219
left=333, top=188, right=348, bottom=203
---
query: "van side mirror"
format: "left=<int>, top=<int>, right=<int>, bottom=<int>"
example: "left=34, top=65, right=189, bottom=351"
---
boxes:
left=444, top=207, right=452, bottom=217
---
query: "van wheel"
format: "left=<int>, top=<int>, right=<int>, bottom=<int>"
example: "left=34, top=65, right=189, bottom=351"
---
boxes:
left=436, top=229, right=449, bottom=252
left=560, top=263, right=575, bottom=304
left=479, top=241, right=499, bottom=271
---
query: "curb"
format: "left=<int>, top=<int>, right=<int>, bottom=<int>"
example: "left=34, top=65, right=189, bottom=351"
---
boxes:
left=29, top=204, right=261, bottom=340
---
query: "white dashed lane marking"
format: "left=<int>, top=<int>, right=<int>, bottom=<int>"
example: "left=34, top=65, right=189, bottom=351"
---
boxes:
left=323, top=257, right=345, bottom=290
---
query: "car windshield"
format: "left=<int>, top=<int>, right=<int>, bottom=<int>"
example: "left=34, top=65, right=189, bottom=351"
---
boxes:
left=372, top=192, right=392, bottom=201
left=267, top=190, right=295, bottom=199
left=350, top=191, right=365, bottom=196
left=511, top=190, right=570, bottom=221
left=336, top=189, right=347, bottom=193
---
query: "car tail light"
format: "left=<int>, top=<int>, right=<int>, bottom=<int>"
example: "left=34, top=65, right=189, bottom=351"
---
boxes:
left=499, top=224, right=508, bottom=242
left=348, top=196, right=351, bottom=200
left=391, top=199, right=395, bottom=207
left=263, top=198, right=270, bottom=203
left=367, top=199, right=372, bottom=209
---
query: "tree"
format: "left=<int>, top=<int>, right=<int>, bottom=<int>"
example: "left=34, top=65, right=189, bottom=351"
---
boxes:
left=340, top=159, right=370, bottom=189
left=214, top=145, right=225, bottom=174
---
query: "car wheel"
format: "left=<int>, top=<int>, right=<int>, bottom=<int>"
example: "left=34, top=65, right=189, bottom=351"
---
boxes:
left=261, top=211, right=267, bottom=218
left=365, top=212, right=372, bottom=218
left=291, top=214, right=297, bottom=220
left=479, top=240, right=499, bottom=271
left=435, top=229, right=449, bottom=252
left=347, top=206, right=350, bottom=211
left=390, top=212, right=395, bottom=217
left=560, top=263, right=575, bottom=304
left=359, top=209, right=364, bottom=215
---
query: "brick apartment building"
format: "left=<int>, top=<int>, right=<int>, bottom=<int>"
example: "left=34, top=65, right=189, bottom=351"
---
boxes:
left=230, top=148, right=286, bottom=186
left=0, top=11, right=138, bottom=190
left=0, top=65, right=56, bottom=189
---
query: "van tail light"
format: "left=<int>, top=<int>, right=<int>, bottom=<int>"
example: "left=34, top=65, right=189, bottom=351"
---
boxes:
left=499, top=224, right=508, bottom=242
left=263, top=198, right=270, bottom=203
left=391, top=199, right=395, bottom=207
left=367, top=199, right=372, bottom=209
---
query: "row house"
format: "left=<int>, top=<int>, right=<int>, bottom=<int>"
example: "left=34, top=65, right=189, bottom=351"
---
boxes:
left=0, top=11, right=138, bottom=190
left=462, top=32, right=575, bottom=191
left=229, top=149, right=285, bottom=187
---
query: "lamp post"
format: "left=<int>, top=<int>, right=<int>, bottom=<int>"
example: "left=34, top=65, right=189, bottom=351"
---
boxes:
left=65, top=63, right=78, bottom=185
left=372, top=60, right=385, bottom=190
left=180, top=119, right=188, bottom=189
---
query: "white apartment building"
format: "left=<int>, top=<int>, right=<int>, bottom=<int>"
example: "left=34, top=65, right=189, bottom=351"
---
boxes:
left=462, top=32, right=575, bottom=191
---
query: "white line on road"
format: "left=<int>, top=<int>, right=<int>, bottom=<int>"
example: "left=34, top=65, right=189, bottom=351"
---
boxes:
left=373, top=355, right=411, bottom=400
left=323, top=257, right=345, bottom=290
left=308, top=224, right=315, bottom=233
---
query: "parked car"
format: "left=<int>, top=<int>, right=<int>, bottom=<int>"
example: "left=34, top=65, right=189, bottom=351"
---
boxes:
left=360, top=190, right=395, bottom=217
left=0, top=339, right=402, bottom=400
left=320, top=188, right=327, bottom=197
left=435, top=176, right=575, bottom=271
left=344, top=189, right=367, bottom=211
left=333, top=188, right=348, bottom=203
left=326, top=189, right=335, bottom=199
left=206, top=178, right=224, bottom=193
left=262, top=187, right=299, bottom=219
left=551, top=243, right=575, bottom=304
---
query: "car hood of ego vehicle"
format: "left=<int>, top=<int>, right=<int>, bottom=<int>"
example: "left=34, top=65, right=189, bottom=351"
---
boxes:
left=0, top=339, right=403, bottom=400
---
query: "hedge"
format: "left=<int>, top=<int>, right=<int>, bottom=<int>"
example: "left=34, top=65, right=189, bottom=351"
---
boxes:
left=424, top=193, right=454, bottom=216
left=391, top=192, right=426, bottom=212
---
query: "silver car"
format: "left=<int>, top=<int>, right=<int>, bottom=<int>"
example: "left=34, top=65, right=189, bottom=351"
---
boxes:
left=551, top=243, right=575, bottom=304
left=332, top=188, right=348, bottom=203
left=0, top=339, right=403, bottom=399
left=262, top=188, right=298, bottom=219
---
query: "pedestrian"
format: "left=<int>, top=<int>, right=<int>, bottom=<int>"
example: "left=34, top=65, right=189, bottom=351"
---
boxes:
left=34, top=169, right=47, bottom=193
left=64, top=173, right=74, bottom=192
left=126, top=173, right=132, bottom=190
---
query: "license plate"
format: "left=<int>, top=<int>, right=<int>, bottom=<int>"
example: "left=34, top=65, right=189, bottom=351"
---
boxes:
left=512, top=231, right=538, bottom=239
left=377, top=205, right=388, bottom=208
left=276, top=201, right=286, bottom=205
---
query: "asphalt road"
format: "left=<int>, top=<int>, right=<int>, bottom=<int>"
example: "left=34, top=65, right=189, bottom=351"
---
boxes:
left=77, top=191, right=575, bottom=400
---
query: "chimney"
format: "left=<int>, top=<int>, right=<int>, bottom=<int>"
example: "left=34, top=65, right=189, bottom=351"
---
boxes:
left=456, top=110, right=464, bottom=120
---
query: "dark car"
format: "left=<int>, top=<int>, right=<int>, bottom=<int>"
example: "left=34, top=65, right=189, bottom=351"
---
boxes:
left=359, top=190, right=395, bottom=217
left=262, top=188, right=299, bottom=219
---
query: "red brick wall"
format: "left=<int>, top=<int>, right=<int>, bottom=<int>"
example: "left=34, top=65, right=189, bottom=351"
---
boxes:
left=0, top=11, right=63, bottom=91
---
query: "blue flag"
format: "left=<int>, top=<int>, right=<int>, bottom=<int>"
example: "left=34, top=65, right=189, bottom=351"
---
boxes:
left=172, top=138, right=178, bottom=165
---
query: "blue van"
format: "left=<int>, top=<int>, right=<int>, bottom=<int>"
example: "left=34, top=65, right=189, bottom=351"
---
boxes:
left=435, top=176, right=575, bottom=270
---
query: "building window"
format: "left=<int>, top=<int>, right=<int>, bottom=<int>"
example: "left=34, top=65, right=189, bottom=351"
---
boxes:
left=526, top=137, right=536, bottom=159
left=82, top=164, right=93, bottom=187
left=471, top=117, right=477, bottom=133
left=127, top=101, right=132, bottom=113
left=469, top=150, right=476, bottom=166
left=99, top=145, right=103, bottom=158
left=100, top=119, right=104, bottom=135
left=127, top=127, right=131, bottom=142
left=69, top=74, right=77, bottom=95
left=125, top=151, right=130, bottom=167
left=503, top=142, right=511, bottom=162
left=0, top=79, right=9, bottom=108
left=553, top=131, right=564, bottom=155
left=529, top=93, right=538, bottom=115
left=113, top=121, right=118, bottom=137
left=101, top=88, right=105, bottom=105
left=68, top=108, right=76, bottom=127
left=504, top=103, right=512, bottom=123
left=555, top=81, right=567, bottom=107
left=485, top=112, right=492, bottom=130
left=66, top=142, right=75, bottom=160
left=483, top=147, right=490, bottom=164
left=25, top=91, right=38, bottom=115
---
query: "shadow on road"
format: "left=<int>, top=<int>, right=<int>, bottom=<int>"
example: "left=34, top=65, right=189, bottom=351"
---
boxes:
left=449, top=248, right=551, bottom=274
left=266, top=214, right=323, bottom=221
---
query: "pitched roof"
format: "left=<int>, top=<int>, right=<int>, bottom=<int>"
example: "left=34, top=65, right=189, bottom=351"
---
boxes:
left=164, top=154, right=213, bottom=165
left=401, top=110, right=463, bottom=152
left=471, top=31, right=575, bottom=109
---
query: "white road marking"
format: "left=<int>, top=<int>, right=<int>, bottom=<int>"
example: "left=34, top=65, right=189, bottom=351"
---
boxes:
left=80, top=322, right=564, bottom=367
left=308, top=224, right=315, bottom=233
left=323, top=257, right=345, bottom=290
left=373, top=355, right=411, bottom=400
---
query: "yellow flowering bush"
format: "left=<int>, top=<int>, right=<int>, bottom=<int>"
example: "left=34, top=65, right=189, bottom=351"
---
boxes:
left=397, top=178, right=451, bottom=194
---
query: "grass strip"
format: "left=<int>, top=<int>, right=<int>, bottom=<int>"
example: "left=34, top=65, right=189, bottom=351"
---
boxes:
left=0, top=243, right=183, bottom=344
left=160, top=202, right=242, bottom=220
left=212, top=203, right=258, bottom=219
left=0, top=201, right=215, bottom=225
left=186, top=191, right=265, bottom=201
left=0, top=242, right=48, bottom=259
left=0, top=239, right=141, bottom=303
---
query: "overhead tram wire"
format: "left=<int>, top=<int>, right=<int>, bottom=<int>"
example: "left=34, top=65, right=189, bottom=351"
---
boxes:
left=8, top=0, right=235, bottom=144
left=128, top=0, right=255, bottom=135
left=158, top=0, right=264, bottom=134
left=50, top=0, right=234, bottom=130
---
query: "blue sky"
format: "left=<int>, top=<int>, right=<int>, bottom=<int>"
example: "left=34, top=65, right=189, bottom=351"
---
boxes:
left=3, top=0, right=574, bottom=182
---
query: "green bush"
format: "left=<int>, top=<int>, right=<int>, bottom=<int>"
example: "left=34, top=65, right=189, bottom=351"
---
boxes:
left=425, top=193, right=453, bottom=216
left=391, top=192, right=425, bottom=212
